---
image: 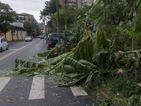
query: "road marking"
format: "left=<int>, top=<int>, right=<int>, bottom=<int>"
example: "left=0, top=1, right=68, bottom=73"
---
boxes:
left=70, top=86, right=88, bottom=96
left=28, top=76, right=45, bottom=100
left=0, top=77, right=11, bottom=92
left=0, top=43, right=32, bottom=61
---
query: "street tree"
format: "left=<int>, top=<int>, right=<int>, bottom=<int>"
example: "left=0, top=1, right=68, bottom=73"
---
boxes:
left=76, top=4, right=93, bottom=20
left=0, top=2, right=16, bottom=33
left=23, top=21, right=34, bottom=36
left=91, top=0, right=138, bottom=26
left=40, top=0, right=61, bottom=26
left=89, top=0, right=141, bottom=50
left=51, top=5, right=76, bottom=30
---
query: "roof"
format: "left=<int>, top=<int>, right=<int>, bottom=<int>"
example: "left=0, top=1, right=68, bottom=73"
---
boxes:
left=10, top=22, right=24, bottom=28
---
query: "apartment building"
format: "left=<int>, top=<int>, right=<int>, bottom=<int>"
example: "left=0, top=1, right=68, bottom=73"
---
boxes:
left=78, top=0, right=95, bottom=8
left=16, top=13, right=40, bottom=36
left=59, top=0, right=78, bottom=9
left=38, top=22, right=45, bottom=35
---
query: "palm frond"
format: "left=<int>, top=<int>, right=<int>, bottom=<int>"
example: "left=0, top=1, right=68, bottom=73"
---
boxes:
left=45, top=44, right=62, bottom=59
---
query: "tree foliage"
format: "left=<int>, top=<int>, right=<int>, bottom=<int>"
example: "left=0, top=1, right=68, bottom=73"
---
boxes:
left=23, top=21, right=34, bottom=35
left=40, top=0, right=61, bottom=25
left=51, top=5, right=76, bottom=28
left=76, top=4, right=93, bottom=20
left=0, top=2, right=16, bottom=33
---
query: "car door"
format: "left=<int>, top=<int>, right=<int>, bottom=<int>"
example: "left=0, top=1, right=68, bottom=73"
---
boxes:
left=3, top=38, right=7, bottom=50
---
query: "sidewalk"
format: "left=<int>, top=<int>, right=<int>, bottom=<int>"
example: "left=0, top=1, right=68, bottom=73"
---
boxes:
left=7, top=40, right=23, bottom=45
left=7, top=41, right=16, bottom=45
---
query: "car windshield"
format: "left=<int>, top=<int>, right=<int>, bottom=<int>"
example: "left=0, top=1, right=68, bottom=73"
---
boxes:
left=49, top=33, right=67, bottom=42
left=51, top=34, right=58, bottom=37
left=26, top=37, right=31, bottom=38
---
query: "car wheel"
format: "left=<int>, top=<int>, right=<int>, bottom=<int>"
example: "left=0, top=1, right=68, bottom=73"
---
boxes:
left=6, top=45, right=9, bottom=50
left=0, top=47, right=3, bottom=52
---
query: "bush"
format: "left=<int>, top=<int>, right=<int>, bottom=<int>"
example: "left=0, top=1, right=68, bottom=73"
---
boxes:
left=105, top=67, right=141, bottom=97
left=49, top=28, right=57, bottom=33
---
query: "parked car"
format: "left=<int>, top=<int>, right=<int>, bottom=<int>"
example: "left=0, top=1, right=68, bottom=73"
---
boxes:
left=47, top=33, right=67, bottom=50
left=0, top=38, right=9, bottom=52
left=36, top=35, right=40, bottom=38
left=25, top=36, right=32, bottom=42
left=39, top=35, right=44, bottom=39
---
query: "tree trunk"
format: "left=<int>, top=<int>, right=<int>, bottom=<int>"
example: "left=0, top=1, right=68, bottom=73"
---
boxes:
left=132, top=38, right=134, bottom=51
left=112, top=15, right=116, bottom=25
left=117, top=18, right=121, bottom=25
left=65, top=25, right=67, bottom=30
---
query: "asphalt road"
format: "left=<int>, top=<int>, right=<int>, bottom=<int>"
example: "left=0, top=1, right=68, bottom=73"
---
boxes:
left=0, top=38, right=47, bottom=70
left=0, top=76, right=96, bottom=106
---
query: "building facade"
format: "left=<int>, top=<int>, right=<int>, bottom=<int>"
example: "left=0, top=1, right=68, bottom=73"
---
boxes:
left=16, top=13, right=40, bottom=36
left=77, top=0, right=95, bottom=8
left=0, top=24, right=27, bottom=41
left=59, top=0, right=78, bottom=9
left=39, top=22, right=45, bottom=35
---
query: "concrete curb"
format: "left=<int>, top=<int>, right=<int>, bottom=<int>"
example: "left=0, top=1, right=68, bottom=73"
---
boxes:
left=7, top=41, right=22, bottom=45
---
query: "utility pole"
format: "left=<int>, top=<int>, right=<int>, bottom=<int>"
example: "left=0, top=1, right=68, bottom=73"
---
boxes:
left=81, top=0, right=83, bottom=8
left=56, top=0, right=60, bottom=44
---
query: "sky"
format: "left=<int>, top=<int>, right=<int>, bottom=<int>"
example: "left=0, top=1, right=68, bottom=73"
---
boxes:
left=1, top=0, right=49, bottom=23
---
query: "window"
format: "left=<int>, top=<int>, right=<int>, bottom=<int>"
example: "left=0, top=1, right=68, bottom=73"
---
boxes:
left=68, top=3, right=76, bottom=6
left=1, top=39, right=3, bottom=43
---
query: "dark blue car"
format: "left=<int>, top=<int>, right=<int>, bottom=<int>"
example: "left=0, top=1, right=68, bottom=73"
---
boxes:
left=47, top=33, right=67, bottom=50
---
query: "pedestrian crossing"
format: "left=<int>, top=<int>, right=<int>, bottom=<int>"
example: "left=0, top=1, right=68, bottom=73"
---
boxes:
left=28, top=76, right=45, bottom=100
left=70, top=86, right=88, bottom=96
left=0, top=77, right=11, bottom=92
left=0, top=76, right=88, bottom=101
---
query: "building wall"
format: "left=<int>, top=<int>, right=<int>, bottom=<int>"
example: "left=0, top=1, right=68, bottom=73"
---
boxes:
left=77, top=0, right=95, bottom=8
left=0, top=33, right=5, bottom=39
left=18, top=30, right=23, bottom=40
left=22, top=31, right=27, bottom=40
left=59, top=0, right=78, bottom=9
left=16, top=14, right=40, bottom=35
left=59, top=0, right=64, bottom=6
left=6, top=31, right=12, bottom=41
left=0, top=28, right=27, bottom=41
left=13, top=33, right=17, bottom=41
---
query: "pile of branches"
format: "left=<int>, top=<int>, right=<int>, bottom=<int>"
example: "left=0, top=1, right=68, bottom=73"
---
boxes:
left=13, top=29, right=141, bottom=102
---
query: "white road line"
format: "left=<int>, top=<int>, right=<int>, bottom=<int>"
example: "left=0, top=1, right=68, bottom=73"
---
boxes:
left=28, top=76, right=45, bottom=100
left=70, top=86, right=88, bottom=96
left=0, top=77, right=11, bottom=92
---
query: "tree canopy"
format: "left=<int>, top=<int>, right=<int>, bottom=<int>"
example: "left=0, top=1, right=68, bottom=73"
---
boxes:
left=23, top=21, right=34, bottom=35
left=40, top=0, right=61, bottom=25
left=0, top=2, right=16, bottom=33
left=51, top=5, right=76, bottom=28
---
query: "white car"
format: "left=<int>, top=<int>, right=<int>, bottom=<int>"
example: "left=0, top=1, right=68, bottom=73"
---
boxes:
left=39, top=35, right=44, bottom=39
left=0, top=38, right=9, bottom=52
left=25, top=36, right=32, bottom=42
